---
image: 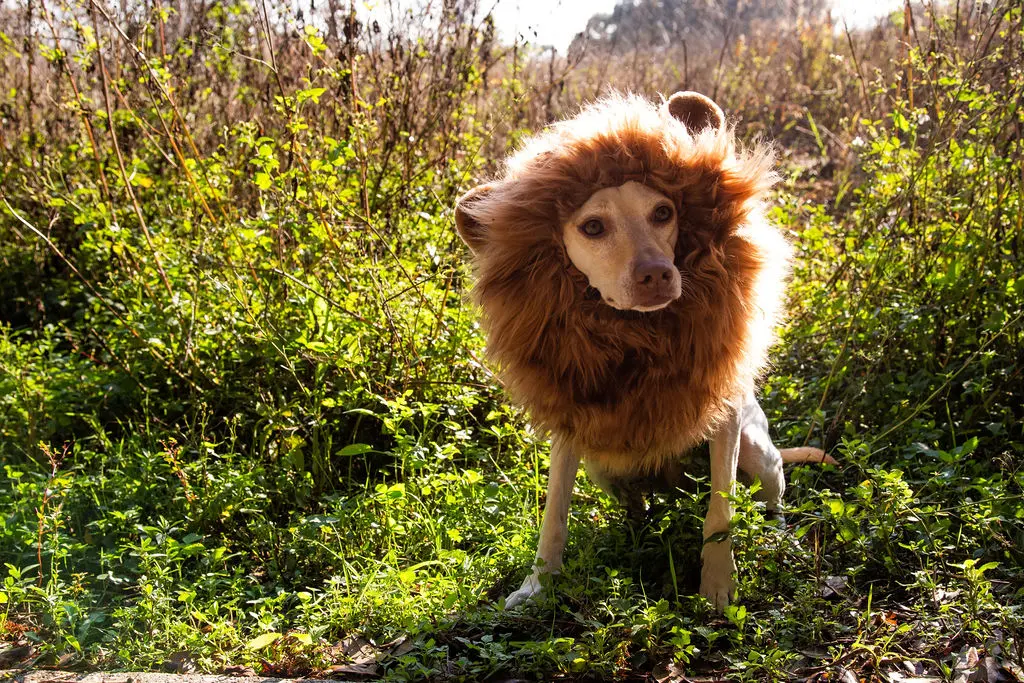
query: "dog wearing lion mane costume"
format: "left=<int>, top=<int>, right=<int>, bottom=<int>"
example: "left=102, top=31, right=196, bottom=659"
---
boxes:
left=455, top=91, right=833, bottom=611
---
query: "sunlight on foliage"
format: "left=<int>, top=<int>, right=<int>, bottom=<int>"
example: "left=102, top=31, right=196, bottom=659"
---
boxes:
left=0, top=0, right=1021, bottom=679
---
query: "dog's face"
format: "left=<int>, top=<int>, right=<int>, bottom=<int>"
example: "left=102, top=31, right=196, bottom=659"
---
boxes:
left=455, top=90, right=730, bottom=312
left=562, top=181, right=681, bottom=312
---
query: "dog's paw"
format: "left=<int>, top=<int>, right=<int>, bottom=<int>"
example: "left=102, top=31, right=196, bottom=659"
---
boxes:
left=700, top=541, right=737, bottom=612
left=504, top=572, right=544, bottom=609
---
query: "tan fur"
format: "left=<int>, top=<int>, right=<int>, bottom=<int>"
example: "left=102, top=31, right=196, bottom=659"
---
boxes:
left=456, top=92, right=790, bottom=476
left=561, top=182, right=682, bottom=311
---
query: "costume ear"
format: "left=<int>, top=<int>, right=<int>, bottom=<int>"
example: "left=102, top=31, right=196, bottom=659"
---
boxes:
left=665, top=91, right=725, bottom=134
left=454, top=183, right=494, bottom=254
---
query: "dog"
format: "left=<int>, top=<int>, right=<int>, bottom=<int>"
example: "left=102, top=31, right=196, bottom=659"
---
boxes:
left=454, top=91, right=834, bottom=611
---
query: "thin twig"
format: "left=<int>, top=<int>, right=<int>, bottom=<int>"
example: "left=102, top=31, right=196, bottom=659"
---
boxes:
left=842, top=17, right=872, bottom=116
left=88, top=0, right=176, bottom=301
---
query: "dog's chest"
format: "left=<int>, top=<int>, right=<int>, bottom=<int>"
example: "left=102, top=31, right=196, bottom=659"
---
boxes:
left=567, top=318, right=692, bottom=405
left=573, top=348, right=661, bottom=403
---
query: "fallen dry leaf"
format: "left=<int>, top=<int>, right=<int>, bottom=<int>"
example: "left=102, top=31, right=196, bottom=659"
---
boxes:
left=222, top=664, right=258, bottom=677
left=0, top=644, right=36, bottom=668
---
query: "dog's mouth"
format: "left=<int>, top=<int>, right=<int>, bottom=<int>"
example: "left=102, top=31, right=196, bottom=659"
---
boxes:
left=585, top=285, right=675, bottom=315
left=630, top=296, right=676, bottom=312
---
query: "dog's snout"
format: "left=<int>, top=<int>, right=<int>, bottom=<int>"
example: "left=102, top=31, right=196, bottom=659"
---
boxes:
left=634, top=259, right=675, bottom=289
left=629, top=257, right=682, bottom=310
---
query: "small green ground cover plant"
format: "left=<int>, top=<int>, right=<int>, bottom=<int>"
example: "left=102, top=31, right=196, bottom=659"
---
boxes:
left=0, top=0, right=1022, bottom=680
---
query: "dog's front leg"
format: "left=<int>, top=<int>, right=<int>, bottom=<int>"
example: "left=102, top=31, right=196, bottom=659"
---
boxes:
left=505, top=433, right=579, bottom=608
left=700, top=404, right=741, bottom=611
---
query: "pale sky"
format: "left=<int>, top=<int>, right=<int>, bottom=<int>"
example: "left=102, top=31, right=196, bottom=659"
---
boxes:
left=487, top=0, right=907, bottom=53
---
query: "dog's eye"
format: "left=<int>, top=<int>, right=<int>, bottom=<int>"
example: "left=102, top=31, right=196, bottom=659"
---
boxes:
left=652, top=204, right=674, bottom=223
left=580, top=219, right=605, bottom=237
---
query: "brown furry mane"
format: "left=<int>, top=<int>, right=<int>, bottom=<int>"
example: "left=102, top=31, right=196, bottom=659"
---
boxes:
left=460, top=93, right=790, bottom=475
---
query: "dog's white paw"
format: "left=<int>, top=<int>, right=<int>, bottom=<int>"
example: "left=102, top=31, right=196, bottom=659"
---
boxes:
left=504, top=572, right=544, bottom=609
left=700, top=541, right=737, bottom=612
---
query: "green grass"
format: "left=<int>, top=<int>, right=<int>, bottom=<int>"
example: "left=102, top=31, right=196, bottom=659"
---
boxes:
left=1, top=0, right=1023, bottom=680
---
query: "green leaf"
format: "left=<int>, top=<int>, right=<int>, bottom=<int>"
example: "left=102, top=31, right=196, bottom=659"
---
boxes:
left=246, top=632, right=282, bottom=650
left=338, top=443, right=372, bottom=456
left=704, top=531, right=729, bottom=545
left=892, top=110, right=910, bottom=132
left=297, top=87, right=327, bottom=104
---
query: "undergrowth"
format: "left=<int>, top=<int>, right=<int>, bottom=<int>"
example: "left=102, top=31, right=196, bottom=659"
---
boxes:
left=0, top=0, right=1022, bottom=680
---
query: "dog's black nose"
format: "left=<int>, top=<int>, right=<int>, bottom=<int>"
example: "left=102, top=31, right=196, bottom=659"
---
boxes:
left=634, top=259, right=675, bottom=289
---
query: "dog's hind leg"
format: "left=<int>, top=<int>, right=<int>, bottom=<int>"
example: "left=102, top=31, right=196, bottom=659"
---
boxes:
left=736, top=396, right=838, bottom=522
left=505, top=433, right=580, bottom=609
left=737, top=396, right=786, bottom=519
